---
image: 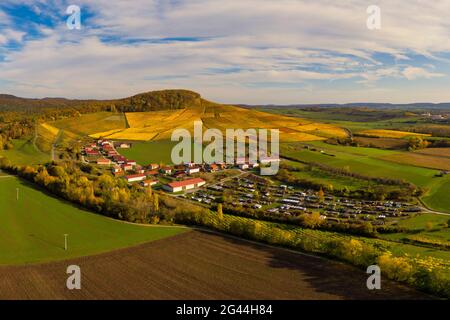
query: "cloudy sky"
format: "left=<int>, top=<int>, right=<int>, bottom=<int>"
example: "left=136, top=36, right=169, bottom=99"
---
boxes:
left=0, top=0, right=449, bottom=104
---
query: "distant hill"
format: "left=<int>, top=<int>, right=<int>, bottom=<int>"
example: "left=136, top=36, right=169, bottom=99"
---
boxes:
left=0, top=89, right=202, bottom=113
left=241, top=102, right=450, bottom=111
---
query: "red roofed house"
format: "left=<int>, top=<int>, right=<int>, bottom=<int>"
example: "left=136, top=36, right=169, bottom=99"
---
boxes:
left=97, top=158, right=111, bottom=166
left=121, top=163, right=133, bottom=172
left=126, top=160, right=137, bottom=166
left=160, top=166, right=173, bottom=175
left=124, top=174, right=147, bottom=183
left=86, top=150, right=100, bottom=156
left=145, top=170, right=159, bottom=176
left=163, top=178, right=206, bottom=193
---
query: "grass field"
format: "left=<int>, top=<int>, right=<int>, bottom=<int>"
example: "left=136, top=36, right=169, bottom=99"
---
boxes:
left=119, top=139, right=205, bottom=165
left=0, top=176, right=188, bottom=265
left=381, top=214, right=450, bottom=245
left=379, top=152, right=450, bottom=171
left=0, top=139, right=50, bottom=165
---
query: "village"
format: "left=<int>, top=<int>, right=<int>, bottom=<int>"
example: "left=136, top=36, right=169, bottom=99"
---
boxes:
left=82, top=139, right=421, bottom=227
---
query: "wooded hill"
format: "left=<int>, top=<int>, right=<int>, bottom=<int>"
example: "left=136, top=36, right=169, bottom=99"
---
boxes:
left=0, top=89, right=203, bottom=113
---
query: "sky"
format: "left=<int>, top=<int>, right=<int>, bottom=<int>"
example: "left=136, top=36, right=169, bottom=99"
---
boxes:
left=0, top=0, right=450, bottom=104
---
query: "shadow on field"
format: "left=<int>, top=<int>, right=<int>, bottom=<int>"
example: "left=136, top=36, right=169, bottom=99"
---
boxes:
left=195, top=230, right=433, bottom=300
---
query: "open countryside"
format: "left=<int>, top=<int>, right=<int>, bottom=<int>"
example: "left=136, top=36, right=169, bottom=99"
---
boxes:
left=1, top=90, right=450, bottom=300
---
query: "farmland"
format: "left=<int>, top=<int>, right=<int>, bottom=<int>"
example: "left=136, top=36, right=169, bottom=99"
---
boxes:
left=357, top=129, right=430, bottom=139
left=0, top=176, right=188, bottom=265
left=51, top=112, right=127, bottom=137
left=0, top=230, right=431, bottom=300
left=78, top=104, right=348, bottom=143
left=0, top=139, right=50, bottom=165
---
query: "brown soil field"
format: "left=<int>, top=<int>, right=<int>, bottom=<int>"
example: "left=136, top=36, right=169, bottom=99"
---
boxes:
left=380, top=152, right=450, bottom=171
left=353, top=137, right=408, bottom=150
left=0, top=230, right=430, bottom=300
left=415, top=148, right=450, bottom=158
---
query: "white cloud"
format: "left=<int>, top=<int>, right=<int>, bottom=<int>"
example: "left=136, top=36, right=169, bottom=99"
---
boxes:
left=0, top=0, right=450, bottom=103
left=402, top=66, right=445, bottom=80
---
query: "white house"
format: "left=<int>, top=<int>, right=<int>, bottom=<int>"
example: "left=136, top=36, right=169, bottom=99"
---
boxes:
left=163, top=178, right=206, bottom=193
left=124, top=174, right=147, bottom=183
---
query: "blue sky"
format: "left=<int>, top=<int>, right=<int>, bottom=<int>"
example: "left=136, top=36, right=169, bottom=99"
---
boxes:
left=0, top=0, right=450, bottom=104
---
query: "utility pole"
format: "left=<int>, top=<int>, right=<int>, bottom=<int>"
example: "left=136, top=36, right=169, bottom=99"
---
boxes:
left=64, top=234, right=68, bottom=251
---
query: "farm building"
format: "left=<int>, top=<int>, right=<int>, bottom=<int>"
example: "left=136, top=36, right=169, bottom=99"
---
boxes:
left=124, top=174, right=147, bottom=183
left=163, top=178, right=206, bottom=193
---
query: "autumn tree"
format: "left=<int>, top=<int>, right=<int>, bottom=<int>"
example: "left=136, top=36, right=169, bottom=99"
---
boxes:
left=217, top=203, right=224, bottom=220
left=318, top=187, right=325, bottom=203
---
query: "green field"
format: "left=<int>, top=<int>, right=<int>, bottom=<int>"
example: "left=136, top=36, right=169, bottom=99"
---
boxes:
left=0, top=139, right=50, bottom=165
left=0, top=176, right=188, bottom=265
left=119, top=139, right=205, bottom=165
left=381, top=213, right=450, bottom=245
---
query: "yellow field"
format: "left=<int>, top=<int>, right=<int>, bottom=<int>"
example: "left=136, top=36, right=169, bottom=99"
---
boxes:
left=358, top=129, right=430, bottom=139
left=35, top=123, right=59, bottom=153
left=80, top=104, right=348, bottom=142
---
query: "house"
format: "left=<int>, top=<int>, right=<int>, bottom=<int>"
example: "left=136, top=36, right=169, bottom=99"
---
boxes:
left=173, top=171, right=186, bottom=179
left=260, top=156, right=280, bottom=164
left=147, top=163, right=159, bottom=170
left=121, top=163, right=133, bottom=172
left=116, top=142, right=132, bottom=149
left=108, top=150, right=118, bottom=157
left=114, top=155, right=127, bottom=164
left=97, top=158, right=111, bottom=166
left=124, top=174, right=147, bottom=183
left=208, top=164, right=218, bottom=172
left=112, top=166, right=122, bottom=174
left=126, top=160, right=137, bottom=166
left=239, top=163, right=249, bottom=170
left=145, top=170, right=159, bottom=176
left=249, top=163, right=259, bottom=169
left=163, top=178, right=206, bottom=193
left=186, top=166, right=201, bottom=175
left=160, top=166, right=173, bottom=175
left=86, top=150, right=100, bottom=156
left=141, top=179, right=158, bottom=187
